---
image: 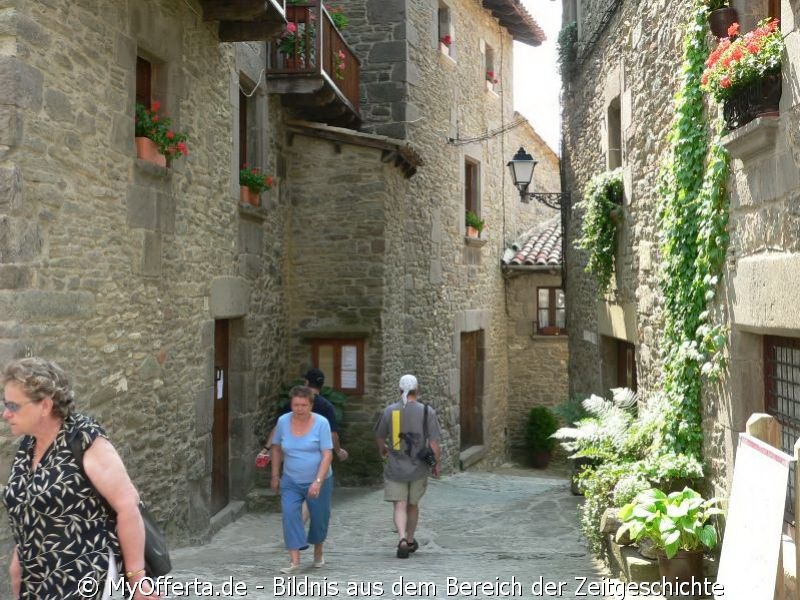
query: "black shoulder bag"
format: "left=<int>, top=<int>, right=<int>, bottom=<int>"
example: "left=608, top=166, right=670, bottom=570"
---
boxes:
left=416, top=404, right=437, bottom=469
left=68, top=431, right=172, bottom=578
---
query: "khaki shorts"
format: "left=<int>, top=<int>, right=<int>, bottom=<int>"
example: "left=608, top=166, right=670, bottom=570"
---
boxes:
left=384, top=477, right=428, bottom=504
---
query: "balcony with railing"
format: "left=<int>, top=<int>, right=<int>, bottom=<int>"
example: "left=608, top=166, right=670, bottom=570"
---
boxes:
left=200, top=0, right=288, bottom=42
left=266, top=1, right=360, bottom=129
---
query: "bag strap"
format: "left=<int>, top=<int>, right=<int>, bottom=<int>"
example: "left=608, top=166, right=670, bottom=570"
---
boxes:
left=68, top=430, right=116, bottom=516
left=422, top=403, right=429, bottom=446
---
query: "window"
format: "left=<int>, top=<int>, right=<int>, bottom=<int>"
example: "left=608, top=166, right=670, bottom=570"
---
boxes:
left=768, top=0, right=779, bottom=19
left=537, top=287, right=565, bottom=334
left=607, top=95, right=622, bottom=170
left=438, top=4, right=453, bottom=57
left=484, top=43, right=497, bottom=90
left=311, top=339, right=364, bottom=394
left=464, top=159, right=479, bottom=215
left=136, top=57, right=152, bottom=108
left=239, top=90, right=248, bottom=170
left=764, top=335, right=800, bottom=524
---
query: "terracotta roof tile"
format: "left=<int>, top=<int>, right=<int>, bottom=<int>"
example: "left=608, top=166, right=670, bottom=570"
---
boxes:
left=481, top=0, right=546, bottom=46
left=503, top=217, right=562, bottom=266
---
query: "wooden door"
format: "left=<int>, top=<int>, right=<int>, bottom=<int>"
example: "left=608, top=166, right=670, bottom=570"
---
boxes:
left=211, top=320, right=230, bottom=514
left=460, top=331, right=483, bottom=449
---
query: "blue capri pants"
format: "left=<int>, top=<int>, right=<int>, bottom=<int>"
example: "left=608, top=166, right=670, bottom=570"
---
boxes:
left=280, top=475, right=333, bottom=550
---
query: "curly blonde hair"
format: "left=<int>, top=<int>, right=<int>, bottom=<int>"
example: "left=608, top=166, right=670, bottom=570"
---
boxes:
left=2, top=357, right=75, bottom=419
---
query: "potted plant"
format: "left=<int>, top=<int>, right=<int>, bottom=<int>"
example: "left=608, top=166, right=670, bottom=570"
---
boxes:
left=616, top=487, right=723, bottom=582
left=703, top=0, right=738, bottom=39
left=440, top=34, right=452, bottom=55
left=277, top=21, right=312, bottom=68
left=701, top=18, right=784, bottom=130
left=524, top=406, right=558, bottom=468
left=465, top=210, right=485, bottom=238
left=485, top=70, right=498, bottom=91
left=239, top=167, right=275, bottom=207
left=134, top=102, right=188, bottom=167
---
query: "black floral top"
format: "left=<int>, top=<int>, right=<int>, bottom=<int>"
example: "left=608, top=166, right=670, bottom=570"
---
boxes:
left=3, top=413, right=121, bottom=599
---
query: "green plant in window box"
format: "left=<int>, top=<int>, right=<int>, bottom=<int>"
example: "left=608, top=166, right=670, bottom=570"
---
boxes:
left=135, top=102, right=189, bottom=161
left=465, top=210, right=485, bottom=235
left=239, top=166, right=275, bottom=194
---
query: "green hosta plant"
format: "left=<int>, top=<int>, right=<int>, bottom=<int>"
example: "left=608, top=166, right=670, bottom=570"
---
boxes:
left=574, top=168, right=623, bottom=296
left=617, top=487, right=723, bottom=558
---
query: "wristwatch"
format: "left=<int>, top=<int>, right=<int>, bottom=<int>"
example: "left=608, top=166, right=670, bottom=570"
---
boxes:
left=315, top=478, right=322, bottom=484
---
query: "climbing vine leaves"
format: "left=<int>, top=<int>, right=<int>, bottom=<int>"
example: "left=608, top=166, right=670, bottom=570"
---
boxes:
left=656, top=3, right=729, bottom=457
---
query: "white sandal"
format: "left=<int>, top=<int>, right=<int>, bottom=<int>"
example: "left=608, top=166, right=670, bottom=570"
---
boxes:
left=280, top=562, right=301, bottom=574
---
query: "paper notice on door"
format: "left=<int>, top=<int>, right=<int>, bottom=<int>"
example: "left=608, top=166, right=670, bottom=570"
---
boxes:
left=216, top=371, right=224, bottom=399
left=341, top=345, right=357, bottom=370
left=341, top=370, right=357, bottom=389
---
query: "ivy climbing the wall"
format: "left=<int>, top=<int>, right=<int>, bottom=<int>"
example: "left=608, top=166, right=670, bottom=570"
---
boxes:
left=575, top=168, right=624, bottom=297
left=656, top=1, right=730, bottom=457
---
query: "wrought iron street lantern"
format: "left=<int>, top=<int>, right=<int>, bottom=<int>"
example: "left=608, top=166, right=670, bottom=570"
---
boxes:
left=507, top=146, right=570, bottom=209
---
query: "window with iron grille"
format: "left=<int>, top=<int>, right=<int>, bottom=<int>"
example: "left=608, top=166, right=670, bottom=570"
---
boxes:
left=764, top=335, right=800, bottom=525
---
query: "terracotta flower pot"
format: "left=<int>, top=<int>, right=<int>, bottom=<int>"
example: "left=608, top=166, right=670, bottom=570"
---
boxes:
left=135, top=137, right=166, bottom=168
left=708, top=7, right=738, bottom=39
left=466, top=225, right=479, bottom=238
left=239, top=186, right=260, bottom=207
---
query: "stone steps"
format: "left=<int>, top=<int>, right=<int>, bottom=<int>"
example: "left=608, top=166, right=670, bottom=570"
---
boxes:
left=245, top=484, right=281, bottom=513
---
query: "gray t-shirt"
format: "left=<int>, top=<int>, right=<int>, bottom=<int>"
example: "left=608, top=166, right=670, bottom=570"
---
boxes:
left=375, top=401, right=441, bottom=482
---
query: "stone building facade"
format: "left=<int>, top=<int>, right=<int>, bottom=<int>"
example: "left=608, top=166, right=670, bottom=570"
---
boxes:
left=0, top=0, right=561, bottom=583
left=563, top=0, right=800, bottom=579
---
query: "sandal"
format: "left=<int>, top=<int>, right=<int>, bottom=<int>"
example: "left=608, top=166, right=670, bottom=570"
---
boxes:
left=396, top=538, right=410, bottom=559
left=408, top=539, right=419, bottom=553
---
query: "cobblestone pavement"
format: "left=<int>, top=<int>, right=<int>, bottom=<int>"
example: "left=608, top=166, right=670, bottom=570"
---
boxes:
left=167, top=468, right=633, bottom=599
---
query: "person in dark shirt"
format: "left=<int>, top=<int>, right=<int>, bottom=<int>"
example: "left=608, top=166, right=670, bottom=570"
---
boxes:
left=267, top=369, right=348, bottom=461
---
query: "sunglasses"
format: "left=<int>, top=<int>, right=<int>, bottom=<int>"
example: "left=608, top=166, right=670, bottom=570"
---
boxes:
left=2, top=400, right=31, bottom=413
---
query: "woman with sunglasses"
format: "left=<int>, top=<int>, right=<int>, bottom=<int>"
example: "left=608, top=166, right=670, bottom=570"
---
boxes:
left=2, top=357, right=155, bottom=599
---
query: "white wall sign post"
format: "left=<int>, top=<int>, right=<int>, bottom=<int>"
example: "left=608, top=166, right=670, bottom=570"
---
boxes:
left=715, top=433, right=794, bottom=600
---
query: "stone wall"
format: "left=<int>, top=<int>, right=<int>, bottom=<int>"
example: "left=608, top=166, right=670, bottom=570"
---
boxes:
left=563, top=0, right=800, bottom=503
left=282, top=131, right=408, bottom=484
left=563, top=0, right=687, bottom=404
left=505, top=271, right=569, bottom=449
left=0, top=0, right=290, bottom=562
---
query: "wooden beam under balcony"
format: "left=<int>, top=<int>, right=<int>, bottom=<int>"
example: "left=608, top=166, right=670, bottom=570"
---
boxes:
left=201, top=0, right=270, bottom=21
left=201, top=0, right=287, bottom=41
left=218, top=19, right=285, bottom=42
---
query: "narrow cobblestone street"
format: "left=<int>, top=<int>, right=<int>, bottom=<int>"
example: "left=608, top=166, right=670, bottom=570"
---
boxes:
left=169, top=469, right=616, bottom=599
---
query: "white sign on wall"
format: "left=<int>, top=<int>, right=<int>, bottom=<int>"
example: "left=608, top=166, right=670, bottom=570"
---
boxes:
left=715, top=433, right=794, bottom=600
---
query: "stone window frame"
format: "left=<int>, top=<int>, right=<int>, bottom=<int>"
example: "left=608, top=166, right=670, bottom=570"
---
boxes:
left=311, top=338, right=365, bottom=395
left=536, top=286, right=566, bottom=335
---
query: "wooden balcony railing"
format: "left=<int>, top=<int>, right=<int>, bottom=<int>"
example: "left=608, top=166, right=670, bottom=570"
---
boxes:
left=267, top=1, right=360, bottom=115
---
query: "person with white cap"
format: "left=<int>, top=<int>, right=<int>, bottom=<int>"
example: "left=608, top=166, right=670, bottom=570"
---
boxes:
left=374, top=374, right=441, bottom=558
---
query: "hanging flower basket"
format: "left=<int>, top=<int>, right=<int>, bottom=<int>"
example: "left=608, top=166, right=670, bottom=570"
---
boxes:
left=722, top=73, right=781, bottom=130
